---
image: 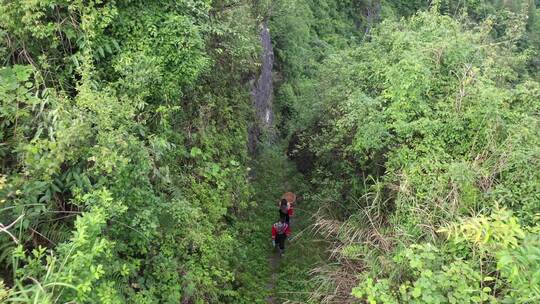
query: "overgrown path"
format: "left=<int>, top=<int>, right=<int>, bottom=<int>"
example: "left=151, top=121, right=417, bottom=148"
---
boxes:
left=265, top=250, right=280, bottom=303
left=249, top=146, right=325, bottom=303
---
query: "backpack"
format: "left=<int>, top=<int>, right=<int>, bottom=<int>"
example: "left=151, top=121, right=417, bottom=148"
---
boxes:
left=274, top=222, right=288, bottom=234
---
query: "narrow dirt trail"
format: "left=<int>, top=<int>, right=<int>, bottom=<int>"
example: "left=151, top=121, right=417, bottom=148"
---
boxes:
left=265, top=252, right=280, bottom=303
left=251, top=146, right=320, bottom=304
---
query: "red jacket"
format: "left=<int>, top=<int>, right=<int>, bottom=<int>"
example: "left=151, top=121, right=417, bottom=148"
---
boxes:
left=271, top=222, right=291, bottom=239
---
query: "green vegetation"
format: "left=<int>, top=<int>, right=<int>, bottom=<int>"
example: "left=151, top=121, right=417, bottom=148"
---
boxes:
left=0, top=1, right=265, bottom=302
left=1, top=0, right=539, bottom=303
left=271, top=0, right=540, bottom=303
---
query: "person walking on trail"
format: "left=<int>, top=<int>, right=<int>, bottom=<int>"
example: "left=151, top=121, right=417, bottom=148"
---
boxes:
left=272, top=215, right=291, bottom=256
left=278, top=198, right=294, bottom=224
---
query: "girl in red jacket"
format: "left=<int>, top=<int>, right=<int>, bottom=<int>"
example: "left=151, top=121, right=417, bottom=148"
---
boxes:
left=272, top=215, right=291, bottom=256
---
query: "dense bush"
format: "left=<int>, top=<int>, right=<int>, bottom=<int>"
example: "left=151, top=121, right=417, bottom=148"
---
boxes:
left=271, top=0, right=539, bottom=303
left=1, top=0, right=265, bottom=302
left=2, top=0, right=539, bottom=303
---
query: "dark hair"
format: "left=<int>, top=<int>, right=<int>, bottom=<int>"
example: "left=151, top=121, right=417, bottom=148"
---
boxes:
left=279, top=214, right=287, bottom=223
left=280, top=198, right=288, bottom=206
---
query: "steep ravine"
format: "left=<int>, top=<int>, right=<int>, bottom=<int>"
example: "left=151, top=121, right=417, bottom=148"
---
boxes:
left=252, top=19, right=279, bottom=304
left=247, top=20, right=324, bottom=303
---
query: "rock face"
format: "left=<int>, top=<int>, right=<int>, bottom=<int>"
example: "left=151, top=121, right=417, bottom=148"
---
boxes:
left=248, top=20, right=274, bottom=154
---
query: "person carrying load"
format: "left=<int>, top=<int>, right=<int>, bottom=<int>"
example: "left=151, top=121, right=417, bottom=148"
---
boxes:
left=278, top=198, right=293, bottom=224
left=271, top=215, right=291, bottom=256
left=278, top=192, right=296, bottom=224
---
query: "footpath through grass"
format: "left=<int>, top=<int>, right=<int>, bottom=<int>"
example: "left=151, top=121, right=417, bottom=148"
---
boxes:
left=238, top=144, right=326, bottom=303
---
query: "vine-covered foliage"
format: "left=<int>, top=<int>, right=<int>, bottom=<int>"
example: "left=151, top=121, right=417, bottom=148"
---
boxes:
left=0, top=0, right=266, bottom=302
left=271, top=0, right=540, bottom=303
